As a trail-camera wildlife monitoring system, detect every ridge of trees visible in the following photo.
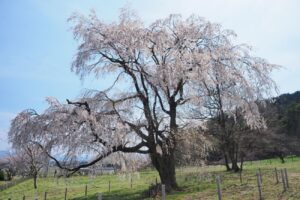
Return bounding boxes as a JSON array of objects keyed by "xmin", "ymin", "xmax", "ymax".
[{"xmin": 197, "ymin": 91, "xmax": 300, "ymax": 170}]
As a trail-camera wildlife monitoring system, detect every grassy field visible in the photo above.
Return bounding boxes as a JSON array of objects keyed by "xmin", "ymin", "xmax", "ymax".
[{"xmin": 1, "ymin": 157, "xmax": 300, "ymax": 199}]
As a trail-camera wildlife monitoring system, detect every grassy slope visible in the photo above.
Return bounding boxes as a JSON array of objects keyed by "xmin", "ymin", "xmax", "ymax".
[{"xmin": 0, "ymin": 157, "xmax": 300, "ymax": 200}]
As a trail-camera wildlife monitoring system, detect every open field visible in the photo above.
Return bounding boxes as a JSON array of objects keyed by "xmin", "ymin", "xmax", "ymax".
[{"xmin": 1, "ymin": 157, "xmax": 300, "ymax": 200}]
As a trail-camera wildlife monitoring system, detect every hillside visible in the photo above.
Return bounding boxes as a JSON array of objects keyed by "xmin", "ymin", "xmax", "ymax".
[{"xmin": 272, "ymin": 91, "xmax": 300, "ymax": 137}]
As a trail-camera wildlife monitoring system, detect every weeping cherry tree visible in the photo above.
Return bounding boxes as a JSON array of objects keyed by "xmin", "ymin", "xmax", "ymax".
[{"xmin": 9, "ymin": 8, "xmax": 279, "ymax": 191}]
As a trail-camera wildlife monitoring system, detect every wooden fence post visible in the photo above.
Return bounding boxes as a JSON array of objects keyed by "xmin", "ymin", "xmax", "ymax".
[
  {"xmin": 284, "ymin": 168, "xmax": 289, "ymax": 188},
  {"xmin": 281, "ymin": 169, "xmax": 286, "ymax": 192},
  {"xmin": 275, "ymin": 168, "xmax": 279, "ymax": 184},
  {"xmin": 34, "ymin": 189, "xmax": 38, "ymax": 200},
  {"xmin": 130, "ymin": 177, "xmax": 133, "ymax": 189},
  {"xmin": 85, "ymin": 184, "xmax": 87, "ymax": 196},
  {"xmin": 97, "ymin": 193, "xmax": 102, "ymax": 200},
  {"xmin": 44, "ymin": 191, "xmax": 47, "ymax": 200},
  {"xmin": 64, "ymin": 188, "xmax": 67, "ymax": 200},
  {"xmin": 258, "ymin": 168, "xmax": 262, "ymax": 183},
  {"xmin": 23, "ymin": 195, "xmax": 25, "ymax": 200},
  {"xmin": 109, "ymin": 180, "xmax": 111, "ymax": 192},
  {"xmin": 161, "ymin": 184, "xmax": 166, "ymax": 200},
  {"xmin": 256, "ymin": 172, "xmax": 263, "ymax": 200},
  {"xmin": 216, "ymin": 175, "xmax": 222, "ymax": 200}
]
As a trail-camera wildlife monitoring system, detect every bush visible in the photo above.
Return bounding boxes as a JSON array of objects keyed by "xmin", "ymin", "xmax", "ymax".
[
  {"xmin": 5, "ymin": 169, "xmax": 12, "ymax": 181},
  {"xmin": 0, "ymin": 170, "xmax": 5, "ymax": 181}
]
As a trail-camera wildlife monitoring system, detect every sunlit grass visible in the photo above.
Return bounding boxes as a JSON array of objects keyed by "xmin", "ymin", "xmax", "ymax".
[{"xmin": 1, "ymin": 157, "xmax": 300, "ymax": 199}]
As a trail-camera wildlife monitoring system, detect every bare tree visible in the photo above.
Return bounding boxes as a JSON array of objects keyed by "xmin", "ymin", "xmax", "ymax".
[
  {"xmin": 188, "ymin": 47, "xmax": 279, "ymax": 171},
  {"xmin": 8, "ymin": 143, "xmax": 47, "ymax": 189},
  {"xmin": 206, "ymin": 110, "xmax": 260, "ymax": 171},
  {"xmin": 9, "ymin": 8, "xmax": 278, "ymax": 190},
  {"xmin": 8, "ymin": 110, "xmax": 52, "ymax": 188}
]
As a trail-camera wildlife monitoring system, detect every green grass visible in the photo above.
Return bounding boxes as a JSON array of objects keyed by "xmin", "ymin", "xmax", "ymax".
[
  {"xmin": 0, "ymin": 171, "xmax": 159, "ymax": 200},
  {"xmin": 1, "ymin": 157, "xmax": 300, "ymax": 200},
  {"xmin": 0, "ymin": 181, "xmax": 9, "ymax": 186}
]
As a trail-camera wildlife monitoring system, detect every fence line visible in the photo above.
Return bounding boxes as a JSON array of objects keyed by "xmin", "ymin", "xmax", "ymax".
[
  {"xmin": 0, "ymin": 177, "xmax": 31, "ymax": 191},
  {"xmin": 0, "ymin": 168, "xmax": 294, "ymax": 199}
]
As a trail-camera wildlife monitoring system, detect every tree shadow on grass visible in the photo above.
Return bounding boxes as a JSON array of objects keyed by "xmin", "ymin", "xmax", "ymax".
[{"xmin": 70, "ymin": 188, "xmax": 149, "ymax": 200}]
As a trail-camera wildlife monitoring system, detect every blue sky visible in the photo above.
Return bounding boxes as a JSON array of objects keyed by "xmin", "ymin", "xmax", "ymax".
[{"xmin": 0, "ymin": 0, "xmax": 300, "ymax": 150}]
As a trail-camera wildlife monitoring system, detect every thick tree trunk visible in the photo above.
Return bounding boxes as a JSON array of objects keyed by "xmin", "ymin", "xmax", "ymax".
[
  {"xmin": 151, "ymin": 150, "xmax": 178, "ymax": 192},
  {"xmin": 151, "ymin": 98, "xmax": 178, "ymax": 191},
  {"xmin": 158, "ymin": 155, "xmax": 177, "ymax": 191}
]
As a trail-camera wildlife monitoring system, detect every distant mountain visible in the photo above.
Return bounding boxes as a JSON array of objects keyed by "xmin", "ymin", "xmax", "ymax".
[{"xmin": 0, "ymin": 150, "xmax": 9, "ymax": 159}]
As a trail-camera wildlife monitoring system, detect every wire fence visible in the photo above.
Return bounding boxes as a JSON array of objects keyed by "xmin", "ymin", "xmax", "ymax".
[
  {"xmin": 1, "ymin": 165, "xmax": 300, "ymax": 200},
  {"xmin": 0, "ymin": 172, "xmax": 150, "ymax": 200},
  {"xmin": 0, "ymin": 177, "xmax": 31, "ymax": 191},
  {"xmin": 172, "ymin": 164, "xmax": 299, "ymax": 200}
]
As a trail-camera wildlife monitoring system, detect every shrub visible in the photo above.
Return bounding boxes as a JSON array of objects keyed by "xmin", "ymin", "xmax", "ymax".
[{"xmin": 0, "ymin": 170, "xmax": 5, "ymax": 181}]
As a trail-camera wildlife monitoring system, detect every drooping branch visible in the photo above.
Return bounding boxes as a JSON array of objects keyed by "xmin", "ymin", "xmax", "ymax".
[
  {"xmin": 66, "ymin": 99, "xmax": 91, "ymax": 114},
  {"xmin": 36, "ymin": 141, "xmax": 148, "ymax": 176}
]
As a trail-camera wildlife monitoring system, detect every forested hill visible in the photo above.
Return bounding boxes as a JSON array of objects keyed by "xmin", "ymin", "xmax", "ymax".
[
  {"xmin": 272, "ymin": 91, "xmax": 300, "ymax": 137},
  {"xmin": 276, "ymin": 91, "xmax": 300, "ymax": 105}
]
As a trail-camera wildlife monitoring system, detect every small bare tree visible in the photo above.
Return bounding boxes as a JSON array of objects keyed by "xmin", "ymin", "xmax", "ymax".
[
  {"xmin": 206, "ymin": 110, "xmax": 260, "ymax": 171},
  {"xmin": 8, "ymin": 109, "xmax": 51, "ymax": 189},
  {"xmin": 9, "ymin": 143, "xmax": 48, "ymax": 189},
  {"xmin": 188, "ymin": 51, "xmax": 279, "ymax": 171}
]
